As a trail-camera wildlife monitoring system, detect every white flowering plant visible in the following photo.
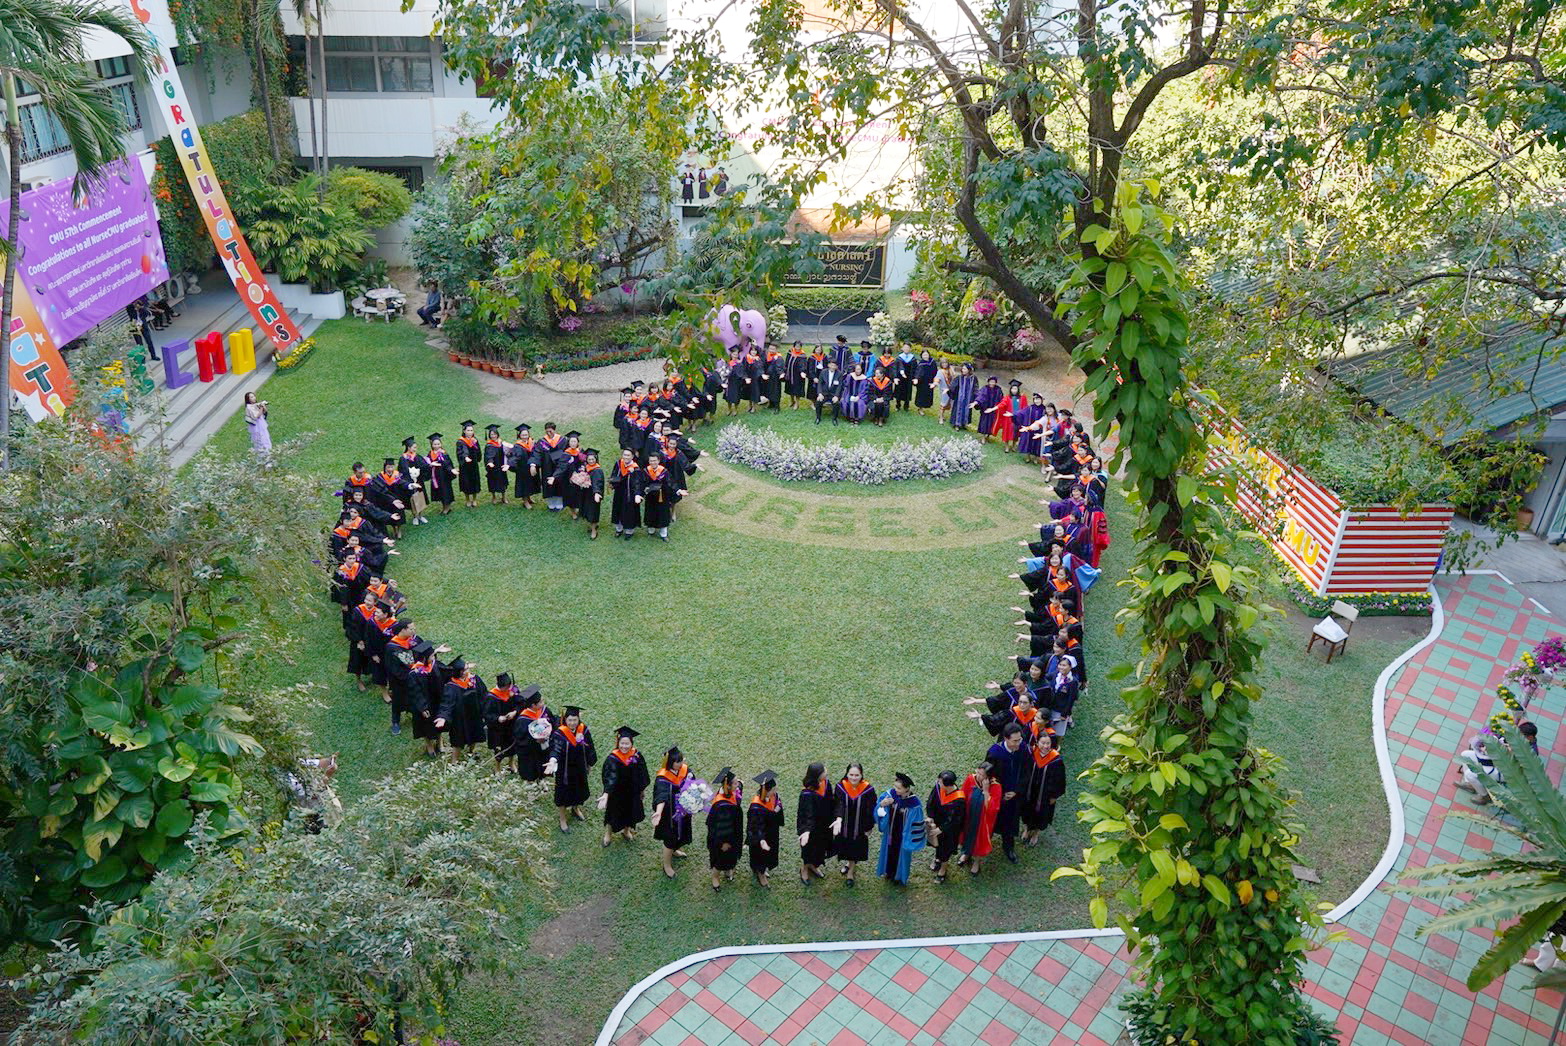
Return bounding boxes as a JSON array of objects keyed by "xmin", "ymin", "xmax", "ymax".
[
  {"xmin": 868, "ymin": 310, "xmax": 896, "ymax": 347},
  {"xmin": 716, "ymin": 423, "xmax": 985, "ymax": 485}
]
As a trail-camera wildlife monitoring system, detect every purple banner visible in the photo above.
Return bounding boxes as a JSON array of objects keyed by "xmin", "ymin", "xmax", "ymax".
[{"xmin": 0, "ymin": 158, "xmax": 169, "ymax": 346}]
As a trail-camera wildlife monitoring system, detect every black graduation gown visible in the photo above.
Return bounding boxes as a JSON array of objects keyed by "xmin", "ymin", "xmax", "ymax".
[
  {"xmin": 700, "ymin": 370, "xmax": 724, "ymax": 418},
  {"xmin": 914, "ymin": 360, "xmax": 938, "ymax": 408},
  {"xmin": 534, "ymin": 436, "xmax": 568, "ymax": 500},
  {"xmin": 1021, "ymin": 751, "xmax": 1067, "ymax": 830},
  {"xmin": 555, "ymin": 449, "xmax": 586, "ymax": 511},
  {"xmin": 409, "ymin": 662, "xmax": 441, "ymax": 740},
  {"xmin": 706, "ymin": 794, "xmax": 744, "ymax": 870},
  {"xmin": 761, "ymin": 353, "xmax": 785, "ymax": 406},
  {"xmin": 439, "ymin": 675, "xmax": 487, "ymax": 749},
  {"xmin": 868, "ymin": 377, "xmax": 893, "ymax": 420},
  {"xmin": 653, "ymin": 769, "xmax": 694, "ymax": 849},
  {"xmin": 893, "ymin": 355, "xmax": 917, "ymax": 405},
  {"xmin": 747, "ymin": 795, "xmax": 785, "ymax": 873},
  {"xmin": 601, "ymin": 750, "xmax": 651, "ymax": 831},
  {"xmin": 483, "ymin": 686, "xmax": 520, "ymax": 756},
  {"xmin": 455, "ymin": 437, "xmax": 482, "ymax": 495},
  {"xmin": 426, "ymin": 449, "xmax": 457, "ymax": 505},
  {"xmin": 384, "ymin": 637, "xmax": 419, "ymax": 719},
  {"xmin": 610, "ymin": 462, "xmax": 643, "ymax": 530},
  {"xmin": 641, "ymin": 466, "xmax": 673, "ymax": 528},
  {"xmin": 508, "ymin": 440, "xmax": 540, "ymax": 497},
  {"xmin": 796, "ymin": 785, "xmax": 835, "ymax": 867},
  {"xmin": 397, "ymin": 451, "xmax": 430, "ymax": 503},
  {"xmin": 723, "ymin": 362, "xmax": 746, "ymax": 405},
  {"xmin": 369, "ymin": 473, "xmax": 409, "ymax": 523},
  {"xmin": 926, "ymin": 786, "xmax": 967, "ymax": 862},
  {"xmin": 332, "ymin": 566, "xmax": 369, "ymax": 635},
  {"xmin": 550, "ymin": 725, "xmax": 597, "ymax": 807},
  {"xmin": 806, "ymin": 353, "xmax": 827, "ymax": 399},
  {"xmin": 575, "ymin": 463, "xmax": 606, "ymax": 523},
  {"xmin": 484, "ymin": 440, "xmax": 509, "ymax": 493},
  {"xmin": 784, "ymin": 352, "xmax": 811, "ymax": 397},
  {"xmin": 346, "ymin": 604, "xmax": 378, "ymax": 675},
  {"xmin": 368, "ymin": 620, "xmax": 399, "ymax": 686},
  {"xmin": 514, "ymin": 707, "xmax": 556, "ymax": 779},
  {"xmin": 833, "ymin": 782, "xmax": 877, "ymax": 862}
]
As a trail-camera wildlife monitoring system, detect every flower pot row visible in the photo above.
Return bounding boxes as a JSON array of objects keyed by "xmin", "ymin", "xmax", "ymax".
[{"xmin": 446, "ymin": 352, "xmax": 528, "ymax": 380}]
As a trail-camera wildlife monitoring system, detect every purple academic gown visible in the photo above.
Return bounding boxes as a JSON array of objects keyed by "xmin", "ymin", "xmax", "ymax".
[
  {"xmin": 949, "ymin": 374, "xmax": 977, "ymax": 428},
  {"xmin": 1015, "ymin": 404, "xmax": 1044, "ymax": 456},
  {"xmin": 840, "ymin": 374, "xmax": 869, "ymax": 420},
  {"xmin": 975, "ymin": 385, "xmax": 1004, "ymax": 435}
]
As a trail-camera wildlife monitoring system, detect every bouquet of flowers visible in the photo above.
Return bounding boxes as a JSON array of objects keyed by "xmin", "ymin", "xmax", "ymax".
[
  {"xmin": 1535, "ymin": 637, "xmax": 1566, "ymax": 675},
  {"xmin": 676, "ymin": 777, "xmax": 714, "ymax": 818},
  {"xmin": 527, "ymin": 717, "xmax": 553, "ymax": 741}
]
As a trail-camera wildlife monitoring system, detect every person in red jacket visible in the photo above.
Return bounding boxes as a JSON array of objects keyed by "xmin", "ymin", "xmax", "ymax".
[{"xmin": 958, "ymin": 761, "xmax": 1002, "ymax": 876}]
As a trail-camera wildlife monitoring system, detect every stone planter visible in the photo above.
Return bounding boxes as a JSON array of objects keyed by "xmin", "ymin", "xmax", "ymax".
[
  {"xmin": 985, "ymin": 355, "xmax": 1043, "ymax": 371},
  {"xmin": 273, "ymin": 280, "xmax": 346, "ymax": 320}
]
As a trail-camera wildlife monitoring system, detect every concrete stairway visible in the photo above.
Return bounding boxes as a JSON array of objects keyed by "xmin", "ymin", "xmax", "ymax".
[{"xmin": 128, "ymin": 290, "xmax": 320, "ymax": 468}]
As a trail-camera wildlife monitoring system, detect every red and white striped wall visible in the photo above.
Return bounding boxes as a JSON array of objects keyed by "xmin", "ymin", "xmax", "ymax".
[{"xmin": 1203, "ymin": 412, "xmax": 1452, "ymax": 596}]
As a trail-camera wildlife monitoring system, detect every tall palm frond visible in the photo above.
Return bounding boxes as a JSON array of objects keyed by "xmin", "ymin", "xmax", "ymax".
[{"xmin": 1399, "ymin": 723, "xmax": 1566, "ymax": 991}]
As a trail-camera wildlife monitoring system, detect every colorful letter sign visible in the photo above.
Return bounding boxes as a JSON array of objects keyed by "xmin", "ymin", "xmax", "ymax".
[{"xmin": 127, "ymin": 0, "xmax": 303, "ymax": 352}]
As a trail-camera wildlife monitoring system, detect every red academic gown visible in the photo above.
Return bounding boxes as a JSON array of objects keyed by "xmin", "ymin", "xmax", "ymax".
[
  {"xmin": 959, "ymin": 775, "xmax": 1001, "ymax": 858},
  {"xmin": 995, "ymin": 396, "xmax": 1021, "ymax": 442}
]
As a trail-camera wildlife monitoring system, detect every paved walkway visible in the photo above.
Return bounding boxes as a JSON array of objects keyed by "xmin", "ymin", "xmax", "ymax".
[{"xmin": 603, "ymin": 574, "xmax": 1562, "ymax": 1045}]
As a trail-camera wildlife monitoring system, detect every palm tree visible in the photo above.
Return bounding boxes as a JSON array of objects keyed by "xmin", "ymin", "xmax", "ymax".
[
  {"xmin": 1398, "ymin": 722, "xmax": 1566, "ymax": 1036},
  {"xmin": 0, "ymin": 0, "xmax": 155, "ymax": 469}
]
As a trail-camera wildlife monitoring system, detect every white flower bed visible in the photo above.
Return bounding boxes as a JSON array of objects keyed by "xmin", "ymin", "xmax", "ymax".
[{"xmin": 716, "ymin": 423, "xmax": 986, "ymax": 485}]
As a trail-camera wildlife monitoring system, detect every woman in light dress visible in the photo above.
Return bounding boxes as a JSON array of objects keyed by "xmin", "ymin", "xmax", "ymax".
[{"xmin": 244, "ymin": 391, "xmax": 272, "ymax": 455}]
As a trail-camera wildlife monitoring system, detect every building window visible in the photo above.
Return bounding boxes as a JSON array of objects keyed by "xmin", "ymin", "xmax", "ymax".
[
  {"xmin": 360, "ymin": 164, "xmax": 425, "ymax": 191},
  {"xmin": 108, "ymin": 82, "xmax": 142, "ymax": 130},
  {"xmin": 95, "ymin": 55, "xmax": 132, "ymax": 79},
  {"xmin": 18, "ymin": 102, "xmax": 72, "ymax": 161},
  {"xmin": 324, "ymin": 36, "xmax": 433, "ymax": 93}
]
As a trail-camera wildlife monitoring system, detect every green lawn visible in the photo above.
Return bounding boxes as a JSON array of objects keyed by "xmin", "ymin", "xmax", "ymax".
[{"xmin": 204, "ymin": 319, "xmax": 1393, "ymax": 1045}]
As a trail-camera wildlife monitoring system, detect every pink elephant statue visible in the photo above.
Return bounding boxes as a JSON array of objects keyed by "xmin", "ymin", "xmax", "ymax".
[{"xmin": 705, "ymin": 303, "xmax": 768, "ymax": 354}]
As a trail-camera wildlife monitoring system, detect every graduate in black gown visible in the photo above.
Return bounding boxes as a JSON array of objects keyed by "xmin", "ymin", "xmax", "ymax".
[
  {"xmin": 722, "ymin": 352, "xmax": 745, "ymax": 414},
  {"xmin": 867, "ymin": 370, "xmax": 893, "ymax": 426},
  {"xmin": 408, "ymin": 648, "xmax": 442, "ymax": 758},
  {"xmin": 610, "ymin": 448, "xmax": 643, "ymax": 539},
  {"xmin": 534, "ymin": 423, "xmax": 567, "ymax": 511},
  {"xmin": 455, "ymin": 420, "xmax": 482, "ymax": 508},
  {"xmin": 652, "ymin": 747, "xmax": 693, "ymax": 878},
  {"xmin": 573, "ymin": 448, "xmax": 606, "ymax": 539},
  {"xmin": 784, "ymin": 342, "xmax": 811, "ymax": 408},
  {"xmin": 796, "ymin": 762, "xmax": 834, "ymax": 884},
  {"xmin": 435, "ymin": 657, "xmax": 486, "ymax": 761},
  {"xmin": 893, "ymin": 347, "xmax": 918, "ymax": 411},
  {"xmin": 383, "ymin": 620, "xmax": 421, "ymax": 735},
  {"xmin": 346, "ymin": 590, "xmax": 378, "ymax": 691},
  {"xmin": 549, "ymin": 705, "xmax": 597, "ymax": 832},
  {"xmin": 425, "ymin": 434, "xmax": 457, "ymax": 515},
  {"xmin": 925, "ymin": 771, "xmax": 967, "ymax": 883},
  {"xmin": 507, "ymin": 424, "xmax": 540, "ymax": 507},
  {"xmin": 600, "ymin": 725, "xmax": 650, "ymax": 846},
  {"xmin": 483, "ymin": 672, "xmax": 522, "ymax": 773},
  {"xmin": 1020, "ymin": 731, "xmax": 1067, "ymax": 844},
  {"xmin": 761, "ymin": 346, "xmax": 785, "ymax": 410},
  {"xmin": 832, "ymin": 762, "xmax": 876, "ymax": 887},
  {"xmin": 700, "ymin": 366, "xmax": 725, "ymax": 426},
  {"xmin": 746, "ymin": 770, "xmax": 786, "ymax": 887},
  {"xmin": 706, "ymin": 767, "xmax": 744, "ymax": 890},
  {"xmin": 369, "ymin": 458, "xmax": 412, "ymax": 536},
  {"xmin": 396, "ymin": 437, "xmax": 431, "ymax": 524},
  {"xmin": 513, "ymin": 685, "xmax": 554, "ymax": 780},
  {"xmin": 483, "ymin": 424, "xmax": 510, "ymax": 503},
  {"xmin": 641, "ymin": 452, "xmax": 684, "ymax": 541}
]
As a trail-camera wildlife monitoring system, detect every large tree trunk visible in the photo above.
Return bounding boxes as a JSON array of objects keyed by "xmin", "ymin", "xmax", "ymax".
[
  {"xmin": 253, "ymin": 13, "xmax": 281, "ymax": 167},
  {"xmin": 1, "ymin": 74, "xmax": 23, "ymax": 471},
  {"xmin": 315, "ymin": 0, "xmax": 328, "ymax": 199}
]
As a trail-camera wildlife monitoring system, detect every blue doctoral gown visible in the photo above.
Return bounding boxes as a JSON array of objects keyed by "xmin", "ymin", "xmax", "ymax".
[
  {"xmin": 874, "ymin": 789, "xmax": 926, "ymax": 884},
  {"xmin": 949, "ymin": 374, "xmax": 978, "ymax": 428}
]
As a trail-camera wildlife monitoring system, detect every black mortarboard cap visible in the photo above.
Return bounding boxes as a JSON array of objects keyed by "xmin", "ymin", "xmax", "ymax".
[
  {"xmin": 449, "ymin": 657, "xmax": 467, "ymax": 673},
  {"xmin": 461, "ymin": 419, "xmax": 476, "ymax": 428},
  {"xmin": 518, "ymin": 683, "xmax": 541, "ymax": 701},
  {"xmin": 563, "ymin": 705, "xmax": 582, "ymax": 717},
  {"xmin": 413, "ymin": 639, "xmax": 434, "ymax": 658},
  {"xmin": 402, "ymin": 436, "xmax": 416, "ymax": 448},
  {"xmin": 565, "ymin": 430, "xmax": 582, "ymax": 440},
  {"xmin": 428, "ymin": 432, "xmax": 443, "ymax": 441},
  {"xmin": 516, "ymin": 422, "xmax": 531, "ymax": 432},
  {"xmin": 616, "ymin": 725, "xmax": 639, "ymax": 739},
  {"xmin": 485, "ymin": 423, "xmax": 500, "ymax": 434},
  {"xmin": 894, "ymin": 772, "xmax": 915, "ymax": 788},
  {"xmin": 632, "ymin": 380, "xmax": 646, "ymax": 388},
  {"xmin": 621, "ymin": 387, "xmax": 634, "ymax": 394},
  {"xmin": 752, "ymin": 769, "xmax": 777, "ymax": 787},
  {"xmin": 1009, "ymin": 379, "xmax": 1021, "ymax": 387},
  {"xmin": 585, "ymin": 448, "xmax": 601, "ymax": 457},
  {"xmin": 716, "ymin": 766, "xmax": 734, "ymax": 782}
]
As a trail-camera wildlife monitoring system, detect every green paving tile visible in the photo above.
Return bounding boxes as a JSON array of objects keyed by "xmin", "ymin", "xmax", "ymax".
[
  {"xmin": 898, "ymin": 995, "xmax": 939, "ymax": 1027},
  {"xmin": 1486, "ymin": 1014, "xmax": 1530, "ymax": 1045},
  {"xmin": 912, "ymin": 1033, "xmax": 938, "ymax": 1046},
  {"xmin": 845, "ymin": 1007, "xmax": 884, "ymax": 1040},
  {"xmin": 1088, "ymin": 1012, "xmax": 1128, "ymax": 1041},
  {"xmin": 768, "ymin": 983, "xmax": 807, "ymax": 1015},
  {"xmin": 992, "ymin": 1003, "xmax": 1031, "ymax": 1032},
  {"xmin": 1430, "ymin": 1002, "xmax": 1473, "ymax": 1041},
  {"xmin": 749, "ymin": 999, "xmax": 787, "ymax": 1033},
  {"xmin": 709, "ymin": 971, "xmax": 747, "ymax": 1002},
  {"xmin": 725, "ymin": 986, "xmax": 765, "ymax": 1020},
  {"xmin": 927, "ymin": 961, "xmax": 967, "ymax": 991},
  {"xmin": 645, "ymin": 1019, "xmax": 693, "ymax": 1046},
  {"xmin": 797, "ymin": 1014, "xmax": 843, "ymax": 1046},
  {"xmin": 868, "ymin": 1027, "xmax": 908, "ymax": 1046},
  {"xmin": 907, "ymin": 950, "xmax": 946, "ymax": 976},
  {"xmin": 624, "ymin": 996, "xmax": 659, "ymax": 1025},
  {"xmin": 855, "ymin": 970, "xmax": 889, "ymax": 997},
  {"xmin": 1365, "ymin": 989, "xmax": 1405, "ymax": 1024},
  {"xmin": 868, "ymin": 951, "xmax": 907, "ymax": 977}
]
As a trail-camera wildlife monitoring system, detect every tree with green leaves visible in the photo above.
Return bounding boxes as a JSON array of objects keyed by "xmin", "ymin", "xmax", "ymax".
[
  {"xmin": 165, "ymin": 0, "xmax": 296, "ymax": 164},
  {"xmin": 15, "ymin": 761, "xmax": 555, "ymax": 1044},
  {"xmin": 0, "ymin": 0, "xmax": 155, "ymax": 470},
  {"xmin": 0, "ymin": 339, "xmax": 324, "ymax": 943}
]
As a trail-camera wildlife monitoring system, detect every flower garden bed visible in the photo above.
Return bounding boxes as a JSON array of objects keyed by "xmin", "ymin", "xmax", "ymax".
[
  {"xmin": 274, "ymin": 337, "xmax": 317, "ymax": 371},
  {"xmin": 716, "ymin": 423, "xmax": 985, "ymax": 485},
  {"xmin": 1283, "ymin": 576, "xmax": 1434, "ymax": 617}
]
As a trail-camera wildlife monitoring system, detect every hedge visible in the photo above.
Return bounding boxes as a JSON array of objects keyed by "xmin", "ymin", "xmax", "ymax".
[
  {"xmin": 777, "ymin": 287, "xmax": 888, "ymax": 312},
  {"xmin": 533, "ymin": 345, "xmax": 658, "ymax": 373},
  {"xmin": 1283, "ymin": 576, "xmax": 1433, "ymax": 617}
]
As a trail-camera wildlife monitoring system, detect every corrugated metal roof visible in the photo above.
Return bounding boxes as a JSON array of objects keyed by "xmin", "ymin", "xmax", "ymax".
[{"xmin": 1330, "ymin": 323, "xmax": 1566, "ymax": 443}]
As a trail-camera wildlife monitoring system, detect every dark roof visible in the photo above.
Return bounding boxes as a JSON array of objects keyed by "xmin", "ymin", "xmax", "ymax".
[{"xmin": 1330, "ymin": 323, "xmax": 1566, "ymax": 444}]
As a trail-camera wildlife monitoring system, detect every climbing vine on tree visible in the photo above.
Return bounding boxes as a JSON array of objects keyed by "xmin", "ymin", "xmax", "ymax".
[{"xmin": 1053, "ymin": 181, "xmax": 1327, "ymax": 1042}]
